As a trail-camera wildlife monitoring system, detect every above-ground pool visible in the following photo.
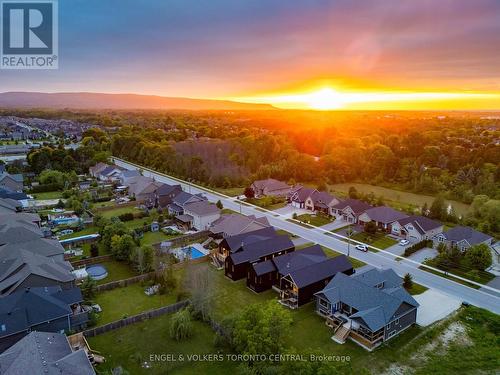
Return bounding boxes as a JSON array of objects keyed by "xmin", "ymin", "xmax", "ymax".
[
  {"xmin": 182, "ymin": 246, "xmax": 205, "ymax": 259},
  {"xmin": 86, "ymin": 264, "xmax": 108, "ymax": 280}
]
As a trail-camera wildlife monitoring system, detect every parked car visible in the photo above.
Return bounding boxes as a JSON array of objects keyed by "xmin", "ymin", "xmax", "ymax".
[
  {"xmin": 355, "ymin": 244, "xmax": 368, "ymax": 252},
  {"xmin": 399, "ymin": 239, "xmax": 410, "ymax": 246}
]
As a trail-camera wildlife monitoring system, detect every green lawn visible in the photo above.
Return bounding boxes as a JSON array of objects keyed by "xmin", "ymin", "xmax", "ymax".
[
  {"xmin": 406, "ymin": 283, "xmax": 428, "ymax": 295},
  {"xmin": 92, "ymin": 283, "xmax": 178, "ymax": 325},
  {"xmin": 330, "ymin": 183, "xmax": 471, "ymax": 217},
  {"xmin": 421, "ymin": 259, "xmax": 495, "ymax": 288},
  {"xmin": 350, "ymin": 231, "xmax": 398, "ymax": 251},
  {"xmin": 246, "ymin": 197, "xmax": 287, "ymax": 210},
  {"xmin": 320, "ymin": 246, "xmax": 367, "ymax": 269},
  {"xmin": 213, "ymin": 186, "xmax": 244, "ymax": 197},
  {"xmin": 295, "ymin": 213, "xmax": 332, "ymax": 227},
  {"xmin": 87, "ymin": 313, "xmax": 238, "ymax": 375},
  {"xmin": 93, "ymin": 200, "xmax": 116, "ymax": 209},
  {"xmin": 95, "ymin": 260, "xmax": 137, "ymax": 286},
  {"xmin": 141, "ymin": 231, "xmax": 179, "ymax": 246},
  {"xmin": 32, "ymin": 190, "xmax": 63, "ymax": 200},
  {"xmin": 98, "ymin": 206, "xmax": 143, "ymax": 219}
]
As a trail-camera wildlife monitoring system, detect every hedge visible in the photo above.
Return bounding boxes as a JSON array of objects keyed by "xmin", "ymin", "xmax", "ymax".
[{"xmin": 404, "ymin": 239, "xmax": 433, "ymax": 257}]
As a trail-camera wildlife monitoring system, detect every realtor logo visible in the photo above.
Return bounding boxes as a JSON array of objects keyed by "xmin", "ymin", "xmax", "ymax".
[{"xmin": 1, "ymin": 0, "xmax": 58, "ymax": 69}]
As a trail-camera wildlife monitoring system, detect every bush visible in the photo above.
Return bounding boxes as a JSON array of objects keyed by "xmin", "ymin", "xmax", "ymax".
[
  {"xmin": 364, "ymin": 221, "xmax": 377, "ymax": 234},
  {"xmin": 118, "ymin": 212, "xmax": 134, "ymax": 222},
  {"xmin": 169, "ymin": 309, "xmax": 193, "ymax": 341}
]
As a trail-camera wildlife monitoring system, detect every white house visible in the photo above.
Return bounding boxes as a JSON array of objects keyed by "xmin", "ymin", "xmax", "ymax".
[
  {"xmin": 183, "ymin": 201, "xmax": 221, "ymax": 231},
  {"xmin": 391, "ymin": 215, "xmax": 443, "ymax": 242}
]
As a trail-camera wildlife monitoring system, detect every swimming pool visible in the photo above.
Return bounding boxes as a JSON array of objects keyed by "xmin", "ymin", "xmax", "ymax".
[
  {"xmin": 182, "ymin": 247, "xmax": 205, "ymax": 259},
  {"xmin": 86, "ymin": 264, "xmax": 108, "ymax": 280}
]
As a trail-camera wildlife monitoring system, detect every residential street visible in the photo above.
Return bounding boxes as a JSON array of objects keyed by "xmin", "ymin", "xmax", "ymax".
[{"xmin": 114, "ymin": 158, "xmax": 500, "ymax": 314}]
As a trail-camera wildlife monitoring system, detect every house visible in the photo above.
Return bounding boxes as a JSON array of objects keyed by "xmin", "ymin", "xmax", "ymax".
[
  {"xmin": 97, "ymin": 165, "xmax": 123, "ymax": 182},
  {"xmin": 225, "ymin": 235, "xmax": 294, "ymax": 281},
  {"xmin": 332, "ymin": 199, "xmax": 373, "ymax": 224},
  {"xmin": 289, "ymin": 187, "xmax": 316, "ymax": 209},
  {"xmin": 433, "ymin": 226, "xmax": 493, "ymax": 252},
  {"xmin": 0, "ymin": 249, "xmax": 75, "ymax": 297},
  {"xmin": 210, "ymin": 214, "xmax": 270, "ymax": 238},
  {"xmin": 0, "ymin": 186, "xmax": 29, "ymax": 201},
  {"xmin": 358, "ymin": 206, "xmax": 408, "ymax": 232},
  {"xmin": 216, "ymin": 226, "xmax": 277, "ymax": 263},
  {"xmin": 0, "ymin": 331, "xmax": 95, "ymax": 373},
  {"xmin": 250, "ymin": 179, "xmax": 291, "ymax": 198},
  {"xmin": 127, "ymin": 176, "xmax": 162, "ymax": 203},
  {"xmin": 305, "ymin": 190, "xmax": 342, "ymax": 216},
  {"xmin": 0, "ymin": 286, "xmax": 89, "ymax": 352},
  {"xmin": 89, "ymin": 162, "xmax": 108, "ymax": 178},
  {"xmin": 0, "ymin": 198, "xmax": 21, "ymax": 213},
  {"xmin": 247, "ymin": 244, "xmax": 328, "ymax": 293},
  {"xmin": 155, "ymin": 183, "xmax": 183, "ymax": 208},
  {"xmin": 278, "ymin": 253, "xmax": 354, "ymax": 309},
  {"xmin": 0, "ymin": 172, "xmax": 23, "ymax": 192},
  {"xmin": 391, "ymin": 215, "xmax": 443, "ymax": 241},
  {"xmin": 167, "ymin": 191, "xmax": 205, "ymax": 215},
  {"xmin": 182, "ymin": 200, "xmax": 221, "ymax": 231},
  {"xmin": 119, "ymin": 169, "xmax": 141, "ymax": 185},
  {"xmin": 315, "ymin": 267, "xmax": 419, "ymax": 350},
  {"xmin": 0, "ymin": 238, "xmax": 65, "ymax": 261}
]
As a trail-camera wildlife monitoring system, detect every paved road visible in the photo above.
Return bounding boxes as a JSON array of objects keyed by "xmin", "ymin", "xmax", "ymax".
[{"xmin": 114, "ymin": 158, "xmax": 500, "ymax": 314}]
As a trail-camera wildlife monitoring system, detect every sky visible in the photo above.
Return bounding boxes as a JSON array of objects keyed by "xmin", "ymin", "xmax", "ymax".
[{"xmin": 1, "ymin": 0, "xmax": 500, "ymax": 109}]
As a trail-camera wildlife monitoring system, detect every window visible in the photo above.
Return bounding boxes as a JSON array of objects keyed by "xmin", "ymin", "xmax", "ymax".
[
  {"xmin": 395, "ymin": 318, "xmax": 399, "ymax": 325},
  {"xmin": 0, "ymin": 324, "xmax": 5, "ymax": 332},
  {"xmin": 386, "ymin": 323, "xmax": 391, "ymax": 329},
  {"xmin": 388, "ymin": 330, "xmax": 397, "ymax": 338}
]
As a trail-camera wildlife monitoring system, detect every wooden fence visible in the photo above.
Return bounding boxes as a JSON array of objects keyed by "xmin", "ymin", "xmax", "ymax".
[
  {"xmin": 153, "ymin": 230, "xmax": 211, "ymax": 250},
  {"xmin": 71, "ymin": 254, "xmax": 113, "ymax": 268},
  {"xmin": 96, "ymin": 271, "xmax": 155, "ymax": 292},
  {"xmin": 83, "ymin": 300, "xmax": 189, "ymax": 337}
]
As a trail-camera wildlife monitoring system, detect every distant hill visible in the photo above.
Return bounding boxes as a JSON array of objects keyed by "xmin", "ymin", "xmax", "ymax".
[{"xmin": 0, "ymin": 92, "xmax": 275, "ymax": 110}]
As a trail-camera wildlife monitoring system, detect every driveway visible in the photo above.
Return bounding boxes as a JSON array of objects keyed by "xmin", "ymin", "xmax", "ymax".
[
  {"xmin": 408, "ymin": 248, "xmax": 438, "ymax": 263},
  {"xmin": 273, "ymin": 205, "xmax": 309, "ymax": 218},
  {"xmin": 414, "ymin": 289, "xmax": 462, "ymax": 326},
  {"xmin": 480, "ymin": 277, "xmax": 500, "ymax": 298},
  {"xmin": 385, "ymin": 242, "xmax": 406, "ymax": 256},
  {"xmin": 318, "ymin": 219, "xmax": 350, "ymax": 232}
]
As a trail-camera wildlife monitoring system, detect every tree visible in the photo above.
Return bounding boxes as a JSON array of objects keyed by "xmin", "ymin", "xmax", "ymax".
[
  {"xmin": 465, "ymin": 243, "xmax": 492, "ymax": 271},
  {"xmin": 169, "ymin": 309, "xmax": 193, "ymax": 341},
  {"xmin": 232, "ymin": 301, "xmax": 292, "ymax": 356},
  {"xmin": 348, "ymin": 186, "xmax": 358, "ymax": 199},
  {"xmin": 90, "ymin": 243, "xmax": 99, "ymax": 258},
  {"xmin": 110, "ymin": 234, "xmax": 135, "ymax": 261},
  {"xmin": 183, "ymin": 264, "xmax": 214, "ymax": 321},
  {"xmin": 80, "ymin": 276, "xmax": 97, "ymax": 300},
  {"xmin": 364, "ymin": 221, "xmax": 377, "ymax": 234},
  {"xmin": 429, "ymin": 195, "xmax": 446, "ymax": 220},
  {"xmin": 130, "ymin": 246, "xmax": 154, "ymax": 274},
  {"xmin": 403, "ymin": 273, "xmax": 413, "ymax": 289},
  {"xmin": 316, "ymin": 180, "xmax": 327, "ymax": 192},
  {"xmin": 216, "ymin": 200, "xmax": 223, "ymax": 209},
  {"xmin": 243, "ymin": 187, "xmax": 255, "ymax": 199}
]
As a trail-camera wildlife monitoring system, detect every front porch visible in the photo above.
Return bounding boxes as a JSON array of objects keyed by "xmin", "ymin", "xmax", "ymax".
[{"xmin": 317, "ymin": 308, "xmax": 384, "ymax": 351}]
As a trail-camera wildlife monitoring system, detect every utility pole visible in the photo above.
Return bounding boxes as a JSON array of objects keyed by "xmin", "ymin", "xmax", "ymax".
[{"xmin": 347, "ymin": 223, "xmax": 352, "ymax": 257}]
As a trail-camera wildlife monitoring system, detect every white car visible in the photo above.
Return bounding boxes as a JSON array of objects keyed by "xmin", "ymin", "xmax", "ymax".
[
  {"xmin": 355, "ymin": 244, "xmax": 368, "ymax": 252},
  {"xmin": 399, "ymin": 239, "xmax": 410, "ymax": 246}
]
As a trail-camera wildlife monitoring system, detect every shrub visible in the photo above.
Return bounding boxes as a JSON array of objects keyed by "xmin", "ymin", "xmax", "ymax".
[
  {"xmin": 169, "ymin": 309, "xmax": 193, "ymax": 341},
  {"xmin": 118, "ymin": 212, "xmax": 134, "ymax": 222}
]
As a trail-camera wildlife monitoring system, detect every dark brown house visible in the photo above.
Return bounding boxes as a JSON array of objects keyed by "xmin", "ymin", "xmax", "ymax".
[
  {"xmin": 225, "ymin": 235, "xmax": 294, "ymax": 281},
  {"xmin": 247, "ymin": 244, "xmax": 327, "ymax": 293},
  {"xmin": 217, "ymin": 227, "xmax": 277, "ymax": 263},
  {"xmin": 279, "ymin": 254, "xmax": 353, "ymax": 309}
]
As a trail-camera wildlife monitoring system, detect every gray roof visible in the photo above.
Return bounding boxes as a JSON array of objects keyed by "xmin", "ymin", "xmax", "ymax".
[
  {"xmin": 286, "ymin": 255, "xmax": 353, "ymax": 288},
  {"xmin": 273, "ymin": 244, "xmax": 327, "ymax": 274},
  {"xmin": 210, "ymin": 214, "xmax": 270, "ymax": 237},
  {"xmin": 156, "ymin": 183, "xmax": 182, "ymax": 196},
  {"xmin": 0, "ymin": 238, "xmax": 65, "ymax": 258},
  {"xmin": 0, "ymin": 198, "xmax": 20, "ymax": 212},
  {"xmin": 0, "ymin": 173, "xmax": 22, "ymax": 183},
  {"xmin": 223, "ymin": 227, "xmax": 278, "ymax": 252},
  {"xmin": 0, "ymin": 331, "xmax": 95, "ymax": 374},
  {"xmin": 333, "ymin": 198, "xmax": 373, "ymax": 214},
  {"xmin": 0, "ymin": 187, "xmax": 28, "ymax": 200},
  {"xmin": 252, "ymin": 179, "xmax": 290, "ymax": 192},
  {"xmin": 0, "ymin": 286, "xmax": 82, "ymax": 337},
  {"xmin": 310, "ymin": 191, "xmax": 339, "ymax": 207},
  {"xmin": 317, "ymin": 268, "xmax": 418, "ymax": 331},
  {"xmin": 363, "ymin": 206, "xmax": 408, "ymax": 224},
  {"xmin": 120, "ymin": 169, "xmax": 141, "ymax": 178},
  {"xmin": 441, "ymin": 226, "xmax": 492, "ymax": 245},
  {"xmin": 397, "ymin": 215, "xmax": 441, "ymax": 234},
  {"xmin": 0, "ymin": 249, "xmax": 74, "ymax": 296},
  {"xmin": 173, "ymin": 191, "xmax": 204, "ymax": 206},
  {"xmin": 0, "ymin": 220, "xmax": 42, "ymax": 245},
  {"xmin": 184, "ymin": 200, "xmax": 220, "ymax": 216},
  {"xmin": 252, "ymin": 259, "xmax": 277, "ymax": 276},
  {"xmin": 292, "ymin": 187, "xmax": 316, "ymax": 203},
  {"xmin": 230, "ymin": 235, "xmax": 294, "ymax": 265}
]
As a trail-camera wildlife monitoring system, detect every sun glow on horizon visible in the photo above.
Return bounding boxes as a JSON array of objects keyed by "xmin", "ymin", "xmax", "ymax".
[{"xmin": 228, "ymin": 87, "xmax": 500, "ymax": 110}]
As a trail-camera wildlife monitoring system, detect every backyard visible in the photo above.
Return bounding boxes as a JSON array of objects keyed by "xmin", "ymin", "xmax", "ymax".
[
  {"xmin": 92, "ymin": 283, "xmax": 178, "ymax": 325},
  {"xmin": 32, "ymin": 190, "xmax": 63, "ymax": 200},
  {"xmin": 94, "ymin": 260, "xmax": 137, "ymax": 285},
  {"xmin": 330, "ymin": 183, "xmax": 471, "ymax": 217}
]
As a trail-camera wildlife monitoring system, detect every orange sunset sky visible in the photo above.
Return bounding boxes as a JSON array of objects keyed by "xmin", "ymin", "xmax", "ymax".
[{"xmin": 1, "ymin": 0, "xmax": 499, "ymax": 110}]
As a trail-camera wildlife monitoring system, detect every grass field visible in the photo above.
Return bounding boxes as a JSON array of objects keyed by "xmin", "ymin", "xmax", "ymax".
[
  {"xmin": 94, "ymin": 260, "xmax": 137, "ymax": 286},
  {"xmin": 92, "ymin": 283, "xmax": 178, "ymax": 325},
  {"xmin": 212, "ymin": 186, "xmax": 244, "ymax": 197},
  {"xmin": 330, "ymin": 183, "xmax": 471, "ymax": 216},
  {"xmin": 98, "ymin": 206, "xmax": 143, "ymax": 219},
  {"xmin": 350, "ymin": 231, "xmax": 398, "ymax": 250},
  {"xmin": 58, "ymin": 226, "xmax": 99, "ymax": 240},
  {"xmin": 32, "ymin": 190, "xmax": 63, "ymax": 200},
  {"xmin": 141, "ymin": 231, "xmax": 179, "ymax": 246},
  {"xmin": 296, "ymin": 213, "xmax": 332, "ymax": 227},
  {"xmin": 88, "ymin": 313, "xmax": 238, "ymax": 375}
]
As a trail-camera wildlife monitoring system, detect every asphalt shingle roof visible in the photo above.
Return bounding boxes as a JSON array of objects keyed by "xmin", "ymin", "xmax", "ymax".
[
  {"xmin": 286, "ymin": 255, "xmax": 352, "ymax": 288},
  {"xmin": 223, "ymin": 227, "xmax": 278, "ymax": 252},
  {"xmin": 333, "ymin": 198, "xmax": 373, "ymax": 214},
  {"xmin": 0, "ymin": 331, "xmax": 95, "ymax": 375},
  {"xmin": 363, "ymin": 206, "xmax": 408, "ymax": 224},
  {"xmin": 230, "ymin": 235, "xmax": 294, "ymax": 265},
  {"xmin": 442, "ymin": 225, "xmax": 492, "ymax": 245},
  {"xmin": 396, "ymin": 215, "xmax": 441, "ymax": 234}
]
